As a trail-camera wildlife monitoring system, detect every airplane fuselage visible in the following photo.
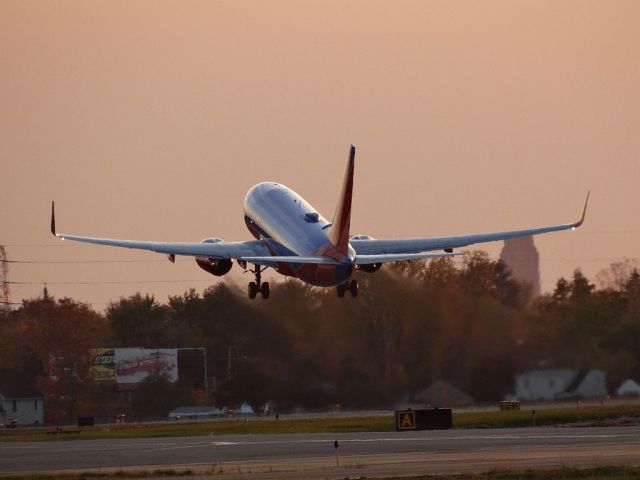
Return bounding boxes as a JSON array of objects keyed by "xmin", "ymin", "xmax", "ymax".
[{"xmin": 243, "ymin": 182, "xmax": 355, "ymax": 286}]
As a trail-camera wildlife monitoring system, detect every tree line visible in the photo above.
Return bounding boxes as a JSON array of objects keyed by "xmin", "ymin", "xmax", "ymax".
[{"xmin": 1, "ymin": 252, "xmax": 639, "ymax": 421}]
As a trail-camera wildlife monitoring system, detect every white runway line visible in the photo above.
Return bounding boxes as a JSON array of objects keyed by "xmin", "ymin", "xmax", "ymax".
[{"xmin": 129, "ymin": 432, "xmax": 639, "ymax": 452}]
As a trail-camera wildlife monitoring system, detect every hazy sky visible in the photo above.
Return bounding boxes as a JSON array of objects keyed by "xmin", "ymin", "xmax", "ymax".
[{"xmin": 2, "ymin": 1, "xmax": 639, "ymax": 309}]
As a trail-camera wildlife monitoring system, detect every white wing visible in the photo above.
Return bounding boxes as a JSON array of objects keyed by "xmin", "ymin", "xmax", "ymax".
[
  {"xmin": 50, "ymin": 203, "xmax": 271, "ymax": 260},
  {"xmin": 351, "ymin": 192, "xmax": 590, "ymax": 258}
]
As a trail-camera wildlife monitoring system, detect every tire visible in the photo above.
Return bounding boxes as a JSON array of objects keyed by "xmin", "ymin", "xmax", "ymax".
[
  {"xmin": 337, "ymin": 284, "xmax": 345, "ymax": 298},
  {"xmin": 248, "ymin": 282, "xmax": 258, "ymax": 299},
  {"xmin": 350, "ymin": 279, "xmax": 358, "ymax": 297},
  {"xmin": 260, "ymin": 282, "xmax": 270, "ymax": 299}
]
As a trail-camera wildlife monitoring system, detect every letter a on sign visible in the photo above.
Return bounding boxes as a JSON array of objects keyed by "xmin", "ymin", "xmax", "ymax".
[
  {"xmin": 397, "ymin": 410, "xmax": 416, "ymax": 430},
  {"xmin": 402, "ymin": 413, "xmax": 413, "ymax": 427}
]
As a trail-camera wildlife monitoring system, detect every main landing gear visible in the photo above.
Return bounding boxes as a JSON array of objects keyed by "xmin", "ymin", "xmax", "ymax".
[
  {"xmin": 337, "ymin": 279, "xmax": 358, "ymax": 298},
  {"xmin": 248, "ymin": 264, "xmax": 270, "ymax": 300}
]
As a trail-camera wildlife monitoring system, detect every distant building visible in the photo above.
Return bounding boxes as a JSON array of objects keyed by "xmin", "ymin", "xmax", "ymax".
[
  {"xmin": 616, "ymin": 379, "xmax": 640, "ymax": 397},
  {"xmin": 0, "ymin": 369, "xmax": 44, "ymax": 426},
  {"xmin": 413, "ymin": 380, "xmax": 474, "ymax": 407},
  {"xmin": 500, "ymin": 236, "xmax": 541, "ymax": 297},
  {"xmin": 168, "ymin": 405, "xmax": 225, "ymax": 420},
  {"xmin": 513, "ymin": 369, "xmax": 607, "ymax": 401}
]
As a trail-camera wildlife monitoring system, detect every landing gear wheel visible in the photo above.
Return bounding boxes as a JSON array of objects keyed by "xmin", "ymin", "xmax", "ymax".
[
  {"xmin": 260, "ymin": 282, "xmax": 270, "ymax": 299},
  {"xmin": 248, "ymin": 281, "xmax": 258, "ymax": 299},
  {"xmin": 248, "ymin": 264, "xmax": 269, "ymax": 300},
  {"xmin": 349, "ymin": 279, "xmax": 358, "ymax": 297},
  {"xmin": 337, "ymin": 283, "xmax": 346, "ymax": 298}
]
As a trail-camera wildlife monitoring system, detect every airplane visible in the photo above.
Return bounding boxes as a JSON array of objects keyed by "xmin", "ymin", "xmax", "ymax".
[{"xmin": 50, "ymin": 145, "xmax": 589, "ymax": 299}]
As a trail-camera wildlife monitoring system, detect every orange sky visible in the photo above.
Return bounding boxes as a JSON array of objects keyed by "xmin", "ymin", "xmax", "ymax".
[{"xmin": 1, "ymin": 1, "xmax": 639, "ymax": 308}]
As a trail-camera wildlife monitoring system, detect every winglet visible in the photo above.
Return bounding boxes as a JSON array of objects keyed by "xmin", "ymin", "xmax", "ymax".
[
  {"xmin": 572, "ymin": 190, "xmax": 590, "ymax": 229},
  {"xmin": 329, "ymin": 145, "xmax": 355, "ymax": 254},
  {"xmin": 50, "ymin": 201, "xmax": 57, "ymax": 236}
]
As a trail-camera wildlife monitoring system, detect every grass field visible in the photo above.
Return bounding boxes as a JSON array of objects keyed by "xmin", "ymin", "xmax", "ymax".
[
  {"xmin": 385, "ymin": 466, "xmax": 640, "ymax": 479},
  {"xmin": 455, "ymin": 402, "xmax": 640, "ymax": 429},
  {"xmin": 1, "ymin": 403, "xmax": 640, "ymax": 443},
  {"xmin": 2, "ymin": 466, "xmax": 640, "ymax": 480}
]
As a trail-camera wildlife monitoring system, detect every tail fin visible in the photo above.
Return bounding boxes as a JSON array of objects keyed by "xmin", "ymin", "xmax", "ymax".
[{"xmin": 329, "ymin": 145, "xmax": 355, "ymax": 254}]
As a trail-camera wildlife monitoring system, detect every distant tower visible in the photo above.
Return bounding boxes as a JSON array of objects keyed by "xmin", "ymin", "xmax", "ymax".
[
  {"xmin": 0, "ymin": 245, "xmax": 9, "ymax": 310},
  {"xmin": 500, "ymin": 236, "xmax": 541, "ymax": 297}
]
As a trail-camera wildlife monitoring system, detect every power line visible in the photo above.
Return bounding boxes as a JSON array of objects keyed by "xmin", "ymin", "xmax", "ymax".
[
  {"xmin": 3, "ymin": 253, "xmax": 638, "ymax": 265},
  {"xmin": 578, "ymin": 230, "xmax": 640, "ymax": 235},
  {"xmin": 8, "ymin": 279, "xmax": 214, "ymax": 286},
  {"xmin": 2, "ymin": 244, "xmax": 88, "ymax": 247},
  {"xmin": 3, "ymin": 228, "xmax": 640, "ymax": 249},
  {"xmin": 2, "ymin": 259, "xmax": 190, "ymax": 264},
  {"xmin": 540, "ymin": 258, "xmax": 639, "ymax": 263}
]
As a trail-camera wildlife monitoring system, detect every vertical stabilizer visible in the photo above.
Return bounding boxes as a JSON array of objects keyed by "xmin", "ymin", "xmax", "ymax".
[{"xmin": 329, "ymin": 145, "xmax": 355, "ymax": 254}]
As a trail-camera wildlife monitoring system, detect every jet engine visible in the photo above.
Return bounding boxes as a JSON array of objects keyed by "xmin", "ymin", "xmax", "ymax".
[
  {"xmin": 195, "ymin": 238, "xmax": 233, "ymax": 276},
  {"xmin": 359, "ymin": 262, "xmax": 382, "ymax": 273},
  {"xmin": 351, "ymin": 234, "xmax": 382, "ymax": 273},
  {"xmin": 351, "ymin": 234, "xmax": 375, "ymax": 240}
]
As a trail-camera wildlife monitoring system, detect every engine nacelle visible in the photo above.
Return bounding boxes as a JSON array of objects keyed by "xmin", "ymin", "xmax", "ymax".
[
  {"xmin": 195, "ymin": 238, "xmax": 233, "ymax": 276},
  {"xmin": 359, "ymin": 262, "xmax": 382, "ymax": 273},
  {"xmin": 201, "ymin": 237, "xmax": 224, "ymax": 244},
  {"xmin": 351, "ymin": 234, "xmax": 375, "ymax": 240},
  {"xmin": 196, "ymin": 257, "xmax": 233, "ymax": 276},
  {"xmin": 350, "ymin": 235, "xmax": 381, "ymax": 273}
]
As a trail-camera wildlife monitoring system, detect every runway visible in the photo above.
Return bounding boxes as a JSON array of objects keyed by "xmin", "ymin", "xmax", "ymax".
[{"xmin": 2, "ymin": 426, "xmax": 640, "ymax": 478}]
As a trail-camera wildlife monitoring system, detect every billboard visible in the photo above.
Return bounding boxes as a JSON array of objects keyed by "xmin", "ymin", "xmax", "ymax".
[
  {"xmin": 90, "ymin": 348, "xmax": 178, "ymax": 384},
  {"xmin": 115, "ymin": 348, "xmax": 178, "ymax": 384},
  {"xmin": 91, "ymin": 349, "xmax": 116, "ymax": 382}
]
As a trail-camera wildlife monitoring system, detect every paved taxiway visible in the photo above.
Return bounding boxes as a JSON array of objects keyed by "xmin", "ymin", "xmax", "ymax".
[{"xmin": 2, "ymin": 426, "xmax": 640, "ymax": 478}]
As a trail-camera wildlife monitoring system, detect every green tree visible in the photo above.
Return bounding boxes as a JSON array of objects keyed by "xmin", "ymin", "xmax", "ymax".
[
  {"xmin": 131, "ymin": 372, "xmax": 195, "ymax": 419},
  {"xmin": 624, "ymin": 269, "xmax": 640, "ymax": 313},
  {"xmin": 107, "ymin": 293, "xmax": 194, "ymax": 347}
]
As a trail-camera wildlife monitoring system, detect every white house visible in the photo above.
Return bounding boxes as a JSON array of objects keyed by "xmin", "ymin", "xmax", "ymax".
[
  {"xmin": 513, "ymin": 369, "xmax": 607, "ymax": 401},
  {"xmin": 616, "ymin": 379, "xmax": 640, "ymax": 396},
  {"xmin": 412, "ymin": 380, "xmax": 474, "ymax": 407},
  {"xmin": 0, "ymin": 370, "xmax": 44, "ymax": 426}
]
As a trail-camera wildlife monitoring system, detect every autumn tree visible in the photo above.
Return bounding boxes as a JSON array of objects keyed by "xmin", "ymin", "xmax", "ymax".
[
  {"xmin": 9, "ymin": 253, "xmax": 636, "ymax": 416},
  {"xmin": 17, "ymin": 296, "xmax": 109, "ymax": 423}
]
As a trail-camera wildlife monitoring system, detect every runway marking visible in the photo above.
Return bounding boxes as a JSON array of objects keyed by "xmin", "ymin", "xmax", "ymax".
[
  {"xmin": 1, "ymin": 432, "xmax": 636, "ymax": 455},
  {"xmin": 142, "ymin": 441, "xmax": 238, "ymax": 452},
  {"xmin": 127, "ymin": 433, "xmax": 638, "ymax": 452},
  {"xmin": 204, "ymin": 433, "xmax": 637, "ymax": 446}
]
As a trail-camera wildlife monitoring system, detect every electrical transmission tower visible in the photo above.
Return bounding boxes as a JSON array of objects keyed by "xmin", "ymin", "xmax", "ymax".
[{"xmin": 0, "ymin": 245, "xmax": 9, "ymax": 310}]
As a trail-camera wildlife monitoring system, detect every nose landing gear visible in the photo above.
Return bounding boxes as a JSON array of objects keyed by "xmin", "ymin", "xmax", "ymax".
[
  {"xmin": 337, "ymin": 279, "xmax": 358, "ymax": 298},
  {"xmin": 248, "ymin": 265, "xmax": 270, "ymax": 299}
]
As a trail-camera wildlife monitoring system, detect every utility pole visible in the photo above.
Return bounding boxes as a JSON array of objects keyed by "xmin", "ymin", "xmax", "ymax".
[
  {"xmin": 177, "ymin": 347, "xmax": 208, "ymax": 392},
  {"xmin": 203, "ymin": 348, "xmax": 208, "ymax": 393},
  {"xmin": 0, "ymin": 245, "xmax": 9, "ymax": 311},
  {"xmin": 68, "ymin": 362, "xmax": 76, "ymax": 424},
  {"xmin": 227, "ymin": 346, "xmax": 235, "ymax": 381}
]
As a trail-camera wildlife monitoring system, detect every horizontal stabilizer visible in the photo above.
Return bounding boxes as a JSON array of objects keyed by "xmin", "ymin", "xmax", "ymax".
[
  {"xmin": 240, "ymin": 255, "xmax": 343, "ymax": 266},
  {"xmin": 355, "ymin": 252, "xmax": 462, "ymax": 264}
]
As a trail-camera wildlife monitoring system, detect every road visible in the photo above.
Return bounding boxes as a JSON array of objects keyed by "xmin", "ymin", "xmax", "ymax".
[{"xmin": 2, "ymin": 426, "xmax": 640, "ymax": 478}]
